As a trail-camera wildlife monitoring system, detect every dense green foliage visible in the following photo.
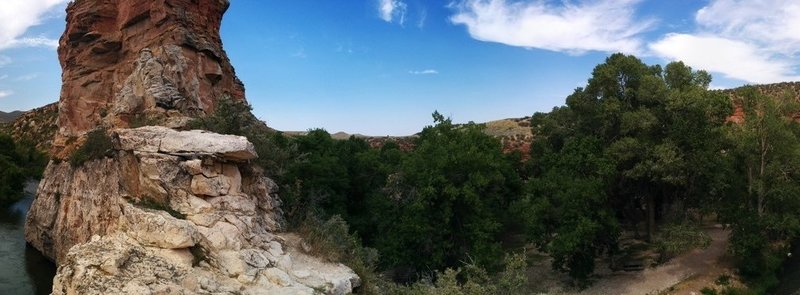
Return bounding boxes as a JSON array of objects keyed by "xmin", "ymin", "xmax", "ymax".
[
  {"xmin": 717, "ymin": 87, "xmax": 800, "ymax": 291},
  {"xmin": 0, "ymin": 132, "xmax": 48, "ymax": 204},
  {"xmin": 278, "ymin": 112, "xmax": 522, "ymax": 280},
  {"xmin": 520, "ymin": 54, "xmax": 732, "ymax": 283},
  {"xmin": 193, "ymin": 102, "xmax": 528, "ymax": 288},
  {"xmin": 69, "ymin": 128, "xmax": 114, "ymax": 167},
  {"xmin": 193, "ymin": 54, "xmax": 800, "ymax": 293},
  {"xmin": 518, "ymin": 136, "xmax": 619, "ymax": 282}
]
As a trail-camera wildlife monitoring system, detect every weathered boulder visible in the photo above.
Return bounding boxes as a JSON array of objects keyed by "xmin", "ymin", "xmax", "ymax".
[
  {"xmin": 25, "ymin": 157, "xmax": 133, "ymax": 262},
  {"xmin": 116, "ymin": 126, "xmax": 258, "ymax": 160},
  {"xmin": 28, "ymin": 128, "xmax": 359, "ymax": 294},
  {"xmin": 121, "ymin": 203, "xmax": 200, "ymax": 249}
]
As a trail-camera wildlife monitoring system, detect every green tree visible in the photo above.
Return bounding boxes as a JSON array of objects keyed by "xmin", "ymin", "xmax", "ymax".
[
  {"xmin": 0, "ymin": 133, "xmax": 35, "ymax": 204},
  {"xmin": 525, "ymin": 54, "xmax": 731, "ymax": 282},
  {"xmin": 0, "ymin": 134, "xmax": 24, "ymax": 203},
  {"xmin": 563, "ymin": 54, "xmax": 727, "ymax": 241},
  {"xmin": 720, "ymin": 87, "xmax": 800, "ymax": 289},
  {"xmin": 374, "ymin": 112, "xmax": 522, "ymax": 277},
  {"xmin": 519, "ymin": 136, "xmax": 618, "ymax": 283}
]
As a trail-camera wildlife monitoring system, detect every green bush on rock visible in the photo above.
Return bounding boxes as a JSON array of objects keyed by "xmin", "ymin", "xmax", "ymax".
[{"xmin": 69, "ymin": 128, "xmax": 114, "ymax": 167}]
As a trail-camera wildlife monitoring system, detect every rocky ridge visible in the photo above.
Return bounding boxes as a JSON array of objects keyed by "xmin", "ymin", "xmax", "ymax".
[
  {"xmin": 28, "ymin": 126, "xmax": 359, "ymax": 294},
  {"xmin": 5, "ymin": 103, "xmax": 59, "ymax": 152},
  {"xmin": 24, "ymin": 0, "xmax": 359, "ymax": 294},
  {"xmin": 0, "ymin": 110, "xmax": 24, "ymax": 123},
  {"xmin": 723, "ymin": 81, "xmax": 800, "ymax": 124}
]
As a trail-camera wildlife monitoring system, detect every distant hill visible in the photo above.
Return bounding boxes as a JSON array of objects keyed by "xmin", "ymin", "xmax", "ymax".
[
  {"xmin": 720, "ymin": 81, "xmax": 800, "ymax": 124},
  {"xmin": 0, "ymin": 110, "xmax": 24, "ymax": 123},
  {"xmin": 6, "ymin": 103, "xmax": 59, "ymax": 153},
  {"xmin": 281, "ymin": 116, "xmax": 534, "ymax": 156},
  {"xmin": 6, "ymin": 82, "xmax": 796, "ymax": 159}
]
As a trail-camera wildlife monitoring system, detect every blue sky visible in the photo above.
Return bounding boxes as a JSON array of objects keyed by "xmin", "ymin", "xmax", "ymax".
[{"xmin": 1, "ymin": 0, "xmax": 799, "ymax": 135}]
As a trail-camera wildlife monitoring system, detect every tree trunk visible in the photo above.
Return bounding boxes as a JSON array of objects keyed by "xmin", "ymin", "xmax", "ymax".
[
  {"xmin": 647, "ymin": 194, "xmax": 655, "ymax": 243},
  {"xmin": 758, "ymin": 133, "xmax": 768, "ymax": 217}
]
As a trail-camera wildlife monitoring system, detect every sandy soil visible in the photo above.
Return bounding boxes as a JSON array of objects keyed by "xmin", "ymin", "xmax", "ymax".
[{"xmin": 529, "ymin": 225, "xmax": 733, "ymax": 295}]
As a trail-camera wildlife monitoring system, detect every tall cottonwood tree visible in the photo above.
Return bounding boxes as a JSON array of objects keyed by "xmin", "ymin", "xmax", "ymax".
[
  {"xmin": 524, "ymin": 55, "xmax": 731, "ymax": 281},
  {"xmin": 559, "ymin": 55, "xmax": 726, "ymax": 241},
  {"xmin": 721, "ymin": 88, "xmax": 800, "ymax": 285}
]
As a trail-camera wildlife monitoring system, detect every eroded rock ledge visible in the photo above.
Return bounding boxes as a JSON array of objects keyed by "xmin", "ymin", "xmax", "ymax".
[{"xmin": 26, "ymin": 127, "xmax": 359, "ymax": 294}]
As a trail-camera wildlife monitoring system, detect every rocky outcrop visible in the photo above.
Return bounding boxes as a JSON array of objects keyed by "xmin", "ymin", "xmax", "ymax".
[
  {"xmin": 6, "ymin": 103, "xmax": 58, "ymax": 153},
  {"xmin": 54, "ymin": 0, "xmax": 245, "ymax": 157},
  {"xmin": 723, "ymin": 81, "xmax": 800, "ymax": 124},
  {"xmin": 26, "ymin": 0, "xmax": 360, "ymax": 294},
  {"xmin": 28, "ymin": 127, "xmax": 359, "ymax": 294}
]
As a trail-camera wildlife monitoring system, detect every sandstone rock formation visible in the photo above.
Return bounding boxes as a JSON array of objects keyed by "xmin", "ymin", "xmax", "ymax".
[
  {"xmin": 27, "ymin": 127, "xmax": 359, "ymax": 294},
  {"xmin": 26, "ymin": 0, "xmax": 360, "ymax": 294},
  {"xmin": 54, "ymin": 0, "xmax": 245, "ymax": 156}
]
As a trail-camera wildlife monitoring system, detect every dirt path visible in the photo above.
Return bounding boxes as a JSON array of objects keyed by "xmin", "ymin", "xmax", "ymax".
[{"xmin": 572, "ymin": 225, "xmax": 731, "ymax": 295}]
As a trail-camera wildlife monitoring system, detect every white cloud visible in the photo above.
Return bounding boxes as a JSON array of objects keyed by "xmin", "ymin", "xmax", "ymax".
[
  {"xmin": 696, "ymin": 0, "xmax": 800, "ymax": 55},
  {"xmin": 0, "ymin": 75, "xmax": 8, "ymax": 80},
  {"xmin": 378, "ymin": 0, "xmax": 408, "ymax": 25},
  {"xmin": 0, "ymin": 90, "xmax": 13, "ymax": 98},
  {"xmin": 650, "ymin": 34, "xmax": 799, "ymax": 84},
  {"xmin": 449, "ymin": 0, "xmax": 653, "ymax": 54},
  {"xmin": 418, "ymin": 8, "xmax": 427, "ymax": 29},
  {"xmin": 650, "ymin": 0, "xmax": 800, "ymax": 84},
  {"xmin": 409, "ymin": 69, "xmax": 439, "ymax": 75},
  {"xmin": 0, "ymin": 0, "xmax": 66, "ymax": 50},
  {"xmin": 14, "ymin": 73, "xmax": 38, "ymax": 81},
  {"xmin": 9, "ymin": 36, "xmax": 59, "ymax": 48}
]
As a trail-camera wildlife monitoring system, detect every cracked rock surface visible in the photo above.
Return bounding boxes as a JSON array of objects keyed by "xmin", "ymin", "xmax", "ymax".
[{"xmin": 28, "ymin": 128, "xmax": 360, "ymax": 294}]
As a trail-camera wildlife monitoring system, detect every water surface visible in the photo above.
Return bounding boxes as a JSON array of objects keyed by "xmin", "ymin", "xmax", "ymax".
[{"xmin": 0, "ymin": 181, "xmax": 56, "ymax": 295}]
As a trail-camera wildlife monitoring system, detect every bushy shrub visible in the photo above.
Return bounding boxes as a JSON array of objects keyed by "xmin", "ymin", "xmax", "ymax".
[
  {"xmin": 187, "ymin": 97, "xmax": 294, "ymax": 178},
  {"xmin": 655, "ymin": 223, "xmax": 712, "ymax": 262},
  {"xmin": 69, "ymin": 128, "xmax": 113, "ymax": 167},
  {"xmin": 296, "ymin": 214, "xmax": 382, "ymax": 294},
  {"xmin": 385, "ymin": 253, "xmax": 528, "ymax": 295}
]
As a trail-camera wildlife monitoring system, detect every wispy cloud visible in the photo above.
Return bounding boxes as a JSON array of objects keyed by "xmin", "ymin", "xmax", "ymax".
[
  {"xmin": 409, "ymin": 69, "xmax": 439, "ymax": 75},
  {"xmin": 0, "ymin": 75, "xmax": 8, "ymax": 80},
  {"xmin": 14, "ymin": 73, "xmax": 38, "ymax": 81},
  {"xmin": 449, "ymin": 0, "xmax": 653, "ymax": 54},
  {"xmin": 650, "ymin": 0, "xmax": 800, "ymax": 83},
  {"xmin": 0, "ymin": 0, "xmax": 66, "ymax": 50},
  {"xmin": 9, "ymin": 36, "xmax": 59, "ymax": 48},
  {"xmin": 0, "ymin": 90, "xmax": 13, "ymax": 99},
  {"xmin": 0, "ymin": 55, "xmax": 11, "ymax": 67},
  {"xmin": 378, "ymin": 0, "xmax": 408, "ymax": 25},
  {"xmin": 418, "ymin": 8, "xmax": 428, "ymax": 29}
]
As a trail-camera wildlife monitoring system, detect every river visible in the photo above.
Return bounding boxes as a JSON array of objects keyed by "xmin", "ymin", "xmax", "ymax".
[{"xmin": 0, "ymin": 181, "xmax": 56, "ymax": 295}]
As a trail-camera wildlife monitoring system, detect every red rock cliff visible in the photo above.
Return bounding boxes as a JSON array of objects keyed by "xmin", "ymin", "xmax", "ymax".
[{"xmin": 55, "ymin": 0, "xmax": 245, "ymax": 156}]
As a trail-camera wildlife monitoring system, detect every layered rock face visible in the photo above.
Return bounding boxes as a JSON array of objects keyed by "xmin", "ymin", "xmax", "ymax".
[
  {"xmin": 27, "ymin": 127, "xmax": 359, "ymax": 294},
  {"xmin": 55, "ymin": 0, "xmax": 245, "ymax": 156},
  {"xmin": 26, "ymin": 0, "xmax": 360, "ymax": 293}
]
